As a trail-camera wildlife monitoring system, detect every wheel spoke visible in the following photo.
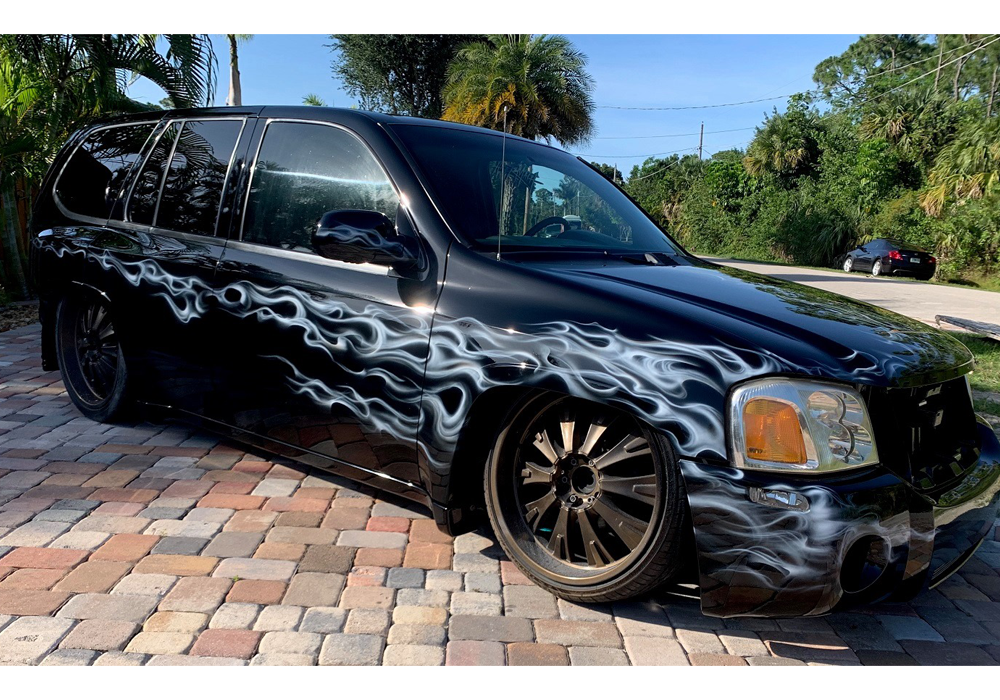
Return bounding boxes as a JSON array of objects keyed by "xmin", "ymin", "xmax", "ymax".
[
  {"xmin": 577, "ymin": 509, "xmax": 614, "ymax": 566},
  {"xmin": 91, "ymin": 305, "xmax": 107, "ymax": 333},
  {"xmin": 559, "ymin": 419, "xmax": 575, "ymax": 455},
  {"xmin": 600, "ymin": 474, "xmax": 657, "ymax": 506},
  {"xmin": 579, "ymin": 422, "xmax": 608, "ymax": 456},
  {"xmin": 593, "ymin": 435, "xmax": 651, "ymax": 470},
  {"xmin": 521, "ymin": 461, "xmax": 555, "ymax": 486},
  {"xmin": 591, "ymin": 494, "xmax": 649, "ymax": 550},
  {"xmin": 533, "ymin": 430, "xmax": 560, "ymax": 465},
  {"xmin": 524, "ymin": 491, "xmax": 557, "ymax": 532},
  {"xmin": 547, "ymin": 506, "xmax": 569, "ymax": 559}
]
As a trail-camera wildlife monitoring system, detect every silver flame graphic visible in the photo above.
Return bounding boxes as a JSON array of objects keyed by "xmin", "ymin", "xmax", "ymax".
[{"xmin": 50, "ymin": 244, "xmax": 962, "ymax": 615}]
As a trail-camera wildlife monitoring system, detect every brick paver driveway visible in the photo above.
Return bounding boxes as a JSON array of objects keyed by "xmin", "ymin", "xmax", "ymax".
[{"xmin": 2, "ymin": 323, "xmax": 1000, "ymax": 666}]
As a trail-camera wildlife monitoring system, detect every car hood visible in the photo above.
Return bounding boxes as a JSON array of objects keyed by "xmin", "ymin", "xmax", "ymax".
[{"xmin": 532, "ymin": 257, "xmax": 973, "ymax": 388}]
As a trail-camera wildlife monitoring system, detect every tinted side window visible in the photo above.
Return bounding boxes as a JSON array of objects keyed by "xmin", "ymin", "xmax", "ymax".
[
  {"xmin": 128, "ymin": 124, "xmax": 180, "ymax": 225},
  {"xmin": 54, "ymin": 123, "xmax": 154, "ymax": 220},
  {"xmin": 243, "ymin": 122, "xmax": 398, "ymax": 253},
  {"xmin": 156, "ymin": 120, "xmax": 243, "ymax": 236}
]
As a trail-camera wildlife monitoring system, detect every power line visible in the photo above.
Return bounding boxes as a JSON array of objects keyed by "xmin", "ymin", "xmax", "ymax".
[
  {"xmin": 593, "ymin": 126, "xmax": 755, "ymax": 140},
  {"xmin": 596, "ymin": 35, "xmax": 1000, "ymax": 115},
  {"xmin": 576, "ymin": 145, "xmax": 702, "ymax": 159},
  {"xmin": 596, "ymin": 94, "xmax": 800, "ymax": 111}
]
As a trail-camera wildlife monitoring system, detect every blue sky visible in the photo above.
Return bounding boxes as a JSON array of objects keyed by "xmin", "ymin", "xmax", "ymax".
[{"xmin": 130, "ymin": 34, "xmax": 859, "ymax": 174}]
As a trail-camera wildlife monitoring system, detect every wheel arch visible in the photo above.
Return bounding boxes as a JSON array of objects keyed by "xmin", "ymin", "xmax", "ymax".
[{"xmin": 437, "ymin": 384, "xmax": 692, "ymax": 536}]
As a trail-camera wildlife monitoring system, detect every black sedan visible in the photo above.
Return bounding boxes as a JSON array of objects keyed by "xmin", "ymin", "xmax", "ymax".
[{"xmin": 841, "ymin": 238, "xmax": 937, "ymax": 280}]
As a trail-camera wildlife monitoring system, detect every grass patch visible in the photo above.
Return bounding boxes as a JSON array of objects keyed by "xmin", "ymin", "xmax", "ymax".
[{"xmin": 948, "ymin": 332, "xmax": 1000, "ymax": 414}]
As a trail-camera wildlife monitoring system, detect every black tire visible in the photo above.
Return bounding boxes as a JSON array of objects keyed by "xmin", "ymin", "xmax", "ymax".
[
  {"xmin": 871, "ymin": 259, "xmax": 883, "ymax": 277},
  {"xmin": 55, "ymin": 292, "xmax": 133, "ymax": 423},
  {"xmin": 484, "ymin": 394, "xmax": 689, "ymax": 603},
  {"xmin": 842, "ymin": 257, "xmax": 854, "ymax": 273}
]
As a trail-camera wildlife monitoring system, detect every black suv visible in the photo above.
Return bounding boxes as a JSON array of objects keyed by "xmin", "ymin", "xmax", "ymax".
[{"xmin": 29, "ymin": 106, "xmax": 1000, "ymax": 618}]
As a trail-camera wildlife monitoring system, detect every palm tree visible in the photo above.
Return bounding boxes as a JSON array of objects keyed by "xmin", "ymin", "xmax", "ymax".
[
  {"xmin": 302, "ymin": 93, "xmax": 327, "ymax": 107},
  {"xmin": 442, "ymin": 34, "xmax": 594, "ymax": 146},
  {"xmin": 0, "ymin": 34, "xmax": 217, "ymax": 299},
  {"xmin": 226, "ymin": 34, "xmax": 253, "ymax": 106},
  {"xmin": 743, "ymin": 106, "xmax": 823, "ymax": 180},
  {"xmin": 921, "ymin": 117, "xmax": 1000, "ymax": 216}
]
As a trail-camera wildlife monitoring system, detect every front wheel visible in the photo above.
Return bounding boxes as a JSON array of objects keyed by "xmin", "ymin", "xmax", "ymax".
[
  {"xmin": 843, "ymin": 257, "xmax": 854, "ymax": 273},
  {"xmin": 55, "ymin": 293, "xmax": 133, "ymax": 423},
  {"xmin": 484, "ymin": 395, "xmax": 689, "ymax": 603}
]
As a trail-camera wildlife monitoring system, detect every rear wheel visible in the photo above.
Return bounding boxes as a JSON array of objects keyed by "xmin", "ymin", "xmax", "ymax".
[
  {"xmin": 55, "ymin": 293, "xmax": 133, "ymax": 422},
  {"xmin": 484, "ymin": 395, "xmax": 688, "ymax": 603},
  {"xmin": 871, "ymin": 259, "xmax": 883, "ymax": 276}
]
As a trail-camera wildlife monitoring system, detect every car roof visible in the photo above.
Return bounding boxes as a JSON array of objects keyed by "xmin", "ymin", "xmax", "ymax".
[{"xmin": 84, "ymin": 105, "xmax": 543, "ymax": 147}]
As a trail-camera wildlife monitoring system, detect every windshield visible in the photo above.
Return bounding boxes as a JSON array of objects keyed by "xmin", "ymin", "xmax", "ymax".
[{"xmin": 392, "ymin": 124, "xmax": 680, "ymax": 255}]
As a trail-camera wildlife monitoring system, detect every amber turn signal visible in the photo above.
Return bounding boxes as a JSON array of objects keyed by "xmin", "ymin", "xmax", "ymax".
[{"xmin": 742, "ymin": 398, "xmax": 808, "ymax": 464}]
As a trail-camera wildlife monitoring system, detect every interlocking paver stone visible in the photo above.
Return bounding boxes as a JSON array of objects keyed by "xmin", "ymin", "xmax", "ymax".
[
  {"xmin": 58, "ymin": 593, "xmax": 160, "ymax": 623},
  {"xmin": 125, "ymin": 632, "xmax": 196, "ymax": 655},
  {"xmin": 383, "ymin": 643, "xmax": 444, "ymax": 666},
  {"xmin": 568, "ymin": 647, "xmax": 630, "ymax": 665},
  {"xmin": 300, "ymin": 606, "xmax": 348, "ymax": 633},
  {"xmin": 159, "ymin": 577, "xmax": 232, "ymax": 613},
  {"xmin": 253, "ymin": 605, "xmax": 304, "ymax": 631},
  {"xmin": 190, "ymin": 628, "xmax": 261, "ymax": 659},
  {"xmin": 625, "ymin": 636, "xmax": 690, "ymax": 666},
  {"xmin": 445, "ymin": 640, "xmax": 505, "ymax": 666},
  {"xmin": 213, "ymin": 557, "xmax": 296, "ymax": 582},
  {"xmin": 283, "ymin": 572, "xmax": 345, "ymax": 607},
  {"xmin": 112, "ymin": 573, "xmax": 177, "ymax": 597},
  {"xmin": 259, "ymin": 631, "xmax": 322, "ymax": 656},
  {"xmin": 877, "ymin": 614, "xmax": 946, "ymax": 642},
  {"xmin": 151, "ymin": 536, "xmax": 209, "ymax": 556},
  {"xmin": 60, "ymin": 619, "xmax": 139, "ymax": 651},
  {"xmin": 449, "ymin": 615, "xmax": 533, "ymax": 643},
  {"xmin": 344, "ymin": 608, "xmax": 391, "ymax": 635},
  {"xmin": 0, "ymin": 616, "xmax": 76, "ymax": 664},
  {"xmin": 40, "ymin": 649, "xmax": 100, "ymax": 666},
  {"xmin": 319, "ymin": 633, "xmax": 385, "ymax": 666},
  {"xmin": 210, "ymin": 603, "xmax": 261, "ymax": 629},
  {"xmin": 535, "ymin": 619, "xmax": 622, "ymax": 648},
  {"xmin": 144, "ymin": 611, "xmax": 209, "ymax": 634}
]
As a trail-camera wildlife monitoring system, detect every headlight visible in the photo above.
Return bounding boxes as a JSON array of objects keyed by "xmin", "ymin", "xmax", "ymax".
[{"xmin": 728, "ymin": 378, "xmax": 879, "ymax": 472}]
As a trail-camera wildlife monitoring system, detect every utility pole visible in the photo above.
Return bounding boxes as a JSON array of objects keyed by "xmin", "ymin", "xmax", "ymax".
[{"xmin": 698, "ymin": 122, "xmax": 704, "ymax": 160}]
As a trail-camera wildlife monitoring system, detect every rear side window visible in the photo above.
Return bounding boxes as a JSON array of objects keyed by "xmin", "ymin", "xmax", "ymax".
[
  {"xmin": 54, "ymin": 123, "xmax": 154, "ymax": 220},
  {"xmin": 128, "ymin": 123, "xmax": 179, "ymax": 226},
  {"xmin": 156, "ymin": 120, "xmax": 243, "ymax": 236},
  {"xmin": 242, "ymin": 122, "xmax": 398, "ymax": 254}
]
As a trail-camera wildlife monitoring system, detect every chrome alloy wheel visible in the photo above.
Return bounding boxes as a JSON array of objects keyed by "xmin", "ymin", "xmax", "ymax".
[{"xmin": 491, "ymin": 398, "xmax": 665, "ymax": 586}]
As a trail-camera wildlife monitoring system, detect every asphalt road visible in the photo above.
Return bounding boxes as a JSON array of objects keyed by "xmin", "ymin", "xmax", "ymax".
[{"xmin": 709, "ymin": 258, "xmax": 1000, "ymax": 328}]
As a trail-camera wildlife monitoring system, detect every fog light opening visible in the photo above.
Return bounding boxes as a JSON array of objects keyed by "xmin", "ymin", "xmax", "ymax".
[{"xmin": 840, "ymin": 535, "xmax": 890, "ymax": 595}]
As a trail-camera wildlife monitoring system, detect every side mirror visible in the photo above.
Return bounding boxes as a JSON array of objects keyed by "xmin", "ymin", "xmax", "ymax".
[
  {"xmin": 859, "ymin": 246, "xmax": 867, "ymax": 252},
  {"xmin": 312, "ymin": 210, "xmax": 418, "ymax": 268}
]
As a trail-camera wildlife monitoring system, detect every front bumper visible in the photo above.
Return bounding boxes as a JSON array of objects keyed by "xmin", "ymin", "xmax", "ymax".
[{"xmin": 680, "ymin": 418, "xmax": 1000, "ymax": 618}]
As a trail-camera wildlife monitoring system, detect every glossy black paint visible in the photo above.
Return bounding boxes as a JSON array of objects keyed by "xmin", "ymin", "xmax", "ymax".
[{"xmin": 29, "ymin": 106, "xmax": 1000, "ymax": 617}]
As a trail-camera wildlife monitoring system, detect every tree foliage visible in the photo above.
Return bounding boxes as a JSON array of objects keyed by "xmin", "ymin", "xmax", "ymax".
[
  {"xmin": 442, "ymin": 34, "xmax": 595, "ymax": 146},
  {"xmin": 624, "ymin": 34, "xmax": 1000, "ymax": 283},
  {"xmin": 0, "ymin": 34, "xmax": 218, "ymax": 299},
  {"xmin": 330, "ymin": 34, "xmax": 481, "ymax": 118}
]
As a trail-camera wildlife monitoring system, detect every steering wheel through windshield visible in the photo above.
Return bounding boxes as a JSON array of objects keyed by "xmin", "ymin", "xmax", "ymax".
[{"xmin": 523, "ymin": 216, "xmax": 571, "ymax": 237}]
